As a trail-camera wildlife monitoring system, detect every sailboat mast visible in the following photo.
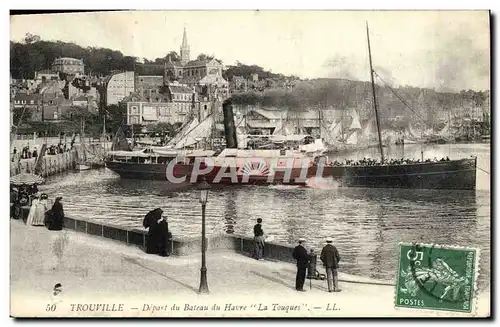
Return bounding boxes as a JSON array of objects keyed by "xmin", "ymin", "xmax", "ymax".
[
  {"xmin": 341, "ymin": 109, "xmax": 344, "ymax": 142},
  {"xmin": 102, "ymin": 112, "xmax": 106, "ymax": 151},
  {"xmin": 366, "ymin": 23, "xmax": 385, "ymax": 161}
]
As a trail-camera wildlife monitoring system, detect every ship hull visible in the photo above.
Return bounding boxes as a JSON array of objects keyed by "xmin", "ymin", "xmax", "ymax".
[
  {"xmin": 199, "ymin": 158, "xmax": 476, "ymax": 190},
  {"xmin": 317, "ymin": 158, "xmax": 476, "ymax": 190},
  {"xmin": 104, "ymin": 161, "xmax": 191, "ymax": 180},
  {"xmin": 105, "ymin": 158, "xmax": 476, "ymax": 190},
  {"xmin": 76, "ymin": 162, "xmax": 105, "ymax": 171}
]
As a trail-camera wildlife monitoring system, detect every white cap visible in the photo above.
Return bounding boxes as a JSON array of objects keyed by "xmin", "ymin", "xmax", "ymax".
[
  {"xmin": 326, "ymin": 237, "xmax": 333, "ymax": 243},
  {"xmin": 298, "ymin": 238, "xmax": 306, "ymax": 242}
]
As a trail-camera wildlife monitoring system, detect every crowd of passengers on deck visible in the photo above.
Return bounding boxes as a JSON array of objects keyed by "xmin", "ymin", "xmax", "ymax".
[{"xmin": 327, "ymin": 156, "xmax": 451, "ymax": 167}]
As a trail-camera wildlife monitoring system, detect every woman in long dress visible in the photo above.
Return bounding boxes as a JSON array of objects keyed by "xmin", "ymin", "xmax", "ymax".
[
  {"xmin": 26, "ymin": 193, "xmax": 40, "ymax": 226},
  {"xmin": 143, "ymin": 208, "xmax": 170, "ymax": 257},
  {"xmin": 32, "ymin": 194, "xmax": 51, "ymax": 226},
  {"xmin": 47, "ymin": 197, "xmax": 64, "ymax": 231}
]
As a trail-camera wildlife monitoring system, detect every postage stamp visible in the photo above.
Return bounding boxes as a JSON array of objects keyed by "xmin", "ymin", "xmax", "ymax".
[{"xmin": 395, "ymin": 243, "xmax": 480, "ymax": 314}]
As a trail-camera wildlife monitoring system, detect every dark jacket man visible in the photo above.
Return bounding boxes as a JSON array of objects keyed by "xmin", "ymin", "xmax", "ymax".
[
  {"xmin": 320, "ymin": 243, "xmax": 340, "ymax": 269},
  {"xmin": 292, "ymin": 238, "xmax": 309, "ymax": 291},
  {"xmin": 320, "ymin": 238, "xmax": 342, "ymax": 292},
  {"xmin": 253, "ymin": 218, "xmax": 265, "ymax": 260}
]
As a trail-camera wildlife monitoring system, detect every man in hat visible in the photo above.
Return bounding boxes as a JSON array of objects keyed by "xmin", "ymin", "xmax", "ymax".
[
  {"xmin": 320, "ymin": 237, "xmax": 341, "ymax": 292},
  {"xmin": 292, "ymin": 238, "xmax": 309, "ymax": 292},
  {"xmin": 253, "ymin": 218, "xmax": 265, "ymax": 260}
]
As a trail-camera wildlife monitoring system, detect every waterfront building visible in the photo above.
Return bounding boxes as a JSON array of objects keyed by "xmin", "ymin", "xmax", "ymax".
[
  {"xmin": 52, "ymin": 57, "xmax": 85, "ymax": 75},
  {"xmin": 126, "ymin": 100, "xmax": 189, "ymax": 126},
  {"xmin": 125, "ymin": 82, "xmax": 214, "ymax": 127},
  {"xmin": 103, "ymin": 71, "xmax": 135, "ymax": 106}
]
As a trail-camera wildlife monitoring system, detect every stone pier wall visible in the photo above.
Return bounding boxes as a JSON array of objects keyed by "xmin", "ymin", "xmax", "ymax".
[
  {"xmin": 56, "ymin": 216, "xmax": 296, "ymax": 263},
  {"xmin": 10, "ymin": 151, "xmax": 77, "ymax": 177}
]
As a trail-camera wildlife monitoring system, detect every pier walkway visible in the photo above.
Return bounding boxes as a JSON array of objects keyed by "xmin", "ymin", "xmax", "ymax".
[{"xmin": 10, "ymin": 219, "xmax": 490, "ymax": 317}]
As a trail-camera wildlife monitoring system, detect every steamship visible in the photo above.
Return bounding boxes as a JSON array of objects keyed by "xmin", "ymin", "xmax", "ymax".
[
  {"xmin": 104, "ymin": 140, "xmax": 477, "ymax": 190},
  {"xmin": 105, "ymin": 24, "xmax": 477, "ymax": 191},
  {"xmin": 104, "ymin": 98, "xmax": 477, "ymax": 190}
]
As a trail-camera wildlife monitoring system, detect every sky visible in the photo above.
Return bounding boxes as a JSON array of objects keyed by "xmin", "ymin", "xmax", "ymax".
[{"xmin": 10, "ymin": 10, "xmax": 490, "ymax": 91}]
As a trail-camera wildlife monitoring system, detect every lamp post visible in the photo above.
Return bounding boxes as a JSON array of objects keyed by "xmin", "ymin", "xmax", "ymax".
[{"xmin": 198, "ymin": 177, "xmax": 210, "ymax": 294}]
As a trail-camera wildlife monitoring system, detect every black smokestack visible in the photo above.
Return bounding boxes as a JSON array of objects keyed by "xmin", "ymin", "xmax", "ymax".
[{"xmin": 222, "ymin": 100, "xmax": 238, "ymax": 148}]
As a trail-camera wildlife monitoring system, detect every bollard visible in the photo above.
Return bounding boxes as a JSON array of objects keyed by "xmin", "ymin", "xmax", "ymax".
[
  {"xmin": 307, "ymin": 249, "xmax": 325, "ymax": 288},
  {"xmin": 307, "ymin": 250, "xmax": 318, "ymax": 280}
]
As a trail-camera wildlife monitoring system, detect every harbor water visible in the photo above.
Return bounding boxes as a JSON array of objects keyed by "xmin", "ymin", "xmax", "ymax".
[{"xmin": 38, "ymin": 143, "xmax": 491, "ymax": 288}]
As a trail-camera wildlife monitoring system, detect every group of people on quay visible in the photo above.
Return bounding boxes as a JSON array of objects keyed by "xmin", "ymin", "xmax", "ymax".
[
  {"xmin": 12, "ymin": 143, "xmax": 72, "ymax": 161},
  {"xmin": 328, "ymin": 156, "xmax": 451, "ymax": 167},
  {"xmin": 253, "ymin": 219, "xmax": 342, "ymax": 293},
  {"xmin": 11, "ymin": 184, "xmax": 171, "ymax": 256},
  {"xmin": 10, "ymin": 183, "xmax": 65, "ymax": 231}
]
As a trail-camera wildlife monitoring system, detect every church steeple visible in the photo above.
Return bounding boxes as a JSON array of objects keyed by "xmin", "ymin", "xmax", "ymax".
[{"xmin": 180, "ymin": 27, "xmax": 190, "ymax": 65}]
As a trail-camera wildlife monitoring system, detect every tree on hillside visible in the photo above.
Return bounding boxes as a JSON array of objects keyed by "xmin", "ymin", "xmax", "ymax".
[
  {"xmin": 10, "ymin": 36, "xmax": 142, "ymax": 78},
  {"xmin": 223, "ymin": 62, "xmax": 277, "ymax": 81},
  {"xmin": 122, "ymin": 56, "xmax": 137, "ymax": 71},
  {"xmin": 166, "ymin": 51, "xmax": 180, "ymax": 62},
  {"xmin": 23, "ymin": 33, "xmax": 41, "ymax": 44},
  {"xmin": 154, "ymin": 58, "xmax": 166, "ymax": 65},
  {"xmin": 197, "ymin": 53, "xmax": 214, "ymax": 61}
]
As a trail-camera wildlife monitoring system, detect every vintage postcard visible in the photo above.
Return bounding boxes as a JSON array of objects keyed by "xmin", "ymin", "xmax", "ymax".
[{"xmin": 9, "ymin": 10, "xmax": 491, "ymax": 318}]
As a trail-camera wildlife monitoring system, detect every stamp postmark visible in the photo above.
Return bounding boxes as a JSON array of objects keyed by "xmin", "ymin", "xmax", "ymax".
[{"xmin": 395, "ymin": 242, "xmax": 480, "ymax": 313}]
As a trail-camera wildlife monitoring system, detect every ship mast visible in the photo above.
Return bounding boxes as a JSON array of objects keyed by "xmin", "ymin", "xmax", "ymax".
[{"xmin": 366, "ymin": 22, "xmax": 385, "ymax": 162}]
